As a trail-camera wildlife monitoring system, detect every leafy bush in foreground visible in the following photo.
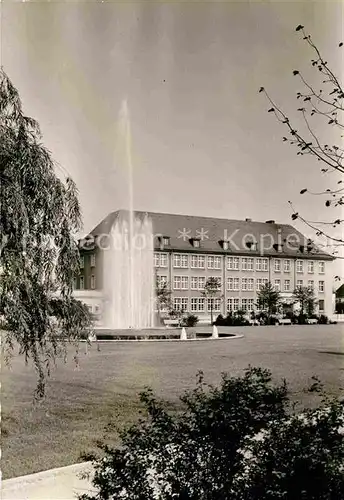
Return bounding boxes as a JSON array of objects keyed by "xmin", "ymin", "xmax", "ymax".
[{"xmin": 79, "ymin": 367, "xmax": 344, "ymax": 500}]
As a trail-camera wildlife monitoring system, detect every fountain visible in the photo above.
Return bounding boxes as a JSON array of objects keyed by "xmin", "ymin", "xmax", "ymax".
[
  {"xmin": 212, "ymin": 325, "xmax": 219, "ymax": 339},
  {"xmin": 102, "ymin": 101, "xmax": 155, "ymax": 329},
  {"xmin": 180, "ymin": 327, "xmax": 187, "ymax": 340}
]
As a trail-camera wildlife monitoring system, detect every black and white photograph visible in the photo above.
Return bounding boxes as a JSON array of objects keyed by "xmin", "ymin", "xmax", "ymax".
[{"xmin": 1, "ymin": 0, "xmax": 343, "ymax": 498}]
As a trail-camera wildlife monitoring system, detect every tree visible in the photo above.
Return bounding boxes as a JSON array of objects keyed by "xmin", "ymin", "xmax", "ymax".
[
  {"xmin": 292, "ymin": 285, "xmax": 317, "ymax": 316},
  {"xmin": 155, "ymin": 275, "xmax": 172, "ymax": 323},
  {"xmin": 201, "ymin": 276, "xmax": 222, "ymax": 324},
  {"xmin": 260, "ymin": 26, "xmax": 343, "ymax": 264},
  {"xmin": 79, "ymin": 367, "xmax": 344, "ymax": 500},
  {"xmin": 256, "ymin": 282, "xmax": 281, "ymax": 321},
  {"xmin": 0, "ymin": 70, "xmax": 92, "ymax": 398}
]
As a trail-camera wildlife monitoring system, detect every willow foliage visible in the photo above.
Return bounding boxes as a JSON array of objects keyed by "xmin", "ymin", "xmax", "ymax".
[{"xmin": 0, "ymin": 69, "xmax": 92, "ymax": 398}]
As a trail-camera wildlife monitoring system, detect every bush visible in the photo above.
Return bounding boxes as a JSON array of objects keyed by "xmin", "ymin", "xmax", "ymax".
[
  {"xmin": 335, "ymin": 302, "xmax": 344, "ymax": 314},
  {"xmin": 182, "ymin": 314, "xmax": 199, "ymax": 327},
  {"xmin": 318, "ymin": 314, "xmax": 329, "ymax": 324},
  {"xmin": 214, "ymin": 314, "xmax": 226, "ymax": 326},
  {"xmin": 78, "ymin": 367, "xmax": 344, "ymax": 500},
  {"xmin": 298, "ymin": 313, "xmax": 308, "ymax": 325}
]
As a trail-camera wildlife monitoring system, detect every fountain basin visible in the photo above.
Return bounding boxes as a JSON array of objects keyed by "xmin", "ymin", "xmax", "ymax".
[{"xmin": 87, "ymin": 328, "xmax": 243, "ymax": 342}]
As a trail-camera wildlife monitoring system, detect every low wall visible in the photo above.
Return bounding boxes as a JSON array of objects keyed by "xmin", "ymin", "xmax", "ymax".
[{"xmin": 1, "ymin": 462, "xmax": 95, "ymax": 500}]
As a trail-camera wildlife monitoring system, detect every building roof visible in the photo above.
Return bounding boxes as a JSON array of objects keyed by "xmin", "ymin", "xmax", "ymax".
[
  {"xmin": 335, "ymin": 283, "xmax": 344, "ymax": 298},
  {"xmin": 89, "ymin": 209, "xmax": 334, "ymax": 260}
]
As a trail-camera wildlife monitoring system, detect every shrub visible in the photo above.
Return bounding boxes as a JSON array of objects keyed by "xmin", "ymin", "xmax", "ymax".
[
  {"xmin": 78, "ymin": 367, "xmax": 344, "ymax": 500},
  {"xmin": 319, "ymin": 314, "xmax": 329, "ymax": 324},
  {"xmin": 214, "ymin": 314, "xmax": 226, "ymax": 326},
  {"xmin": 298, "ymin": 313, "xmax": 308, "ymax": 325},
  {"xmin": 182, "ymin": 314, "xmax": 199, "ymax": 327},
  {"xmin": 335, "ymin": 302, "xmax": 344, "ymax": 314}
]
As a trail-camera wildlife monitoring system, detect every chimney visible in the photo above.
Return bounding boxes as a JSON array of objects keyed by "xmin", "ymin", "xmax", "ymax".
[{"xmin": 245, "ymin": 218, "xmax": 252, "ymax": 222}]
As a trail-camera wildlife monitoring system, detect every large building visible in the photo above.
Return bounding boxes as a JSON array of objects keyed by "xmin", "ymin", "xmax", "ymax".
[{"xmin": 74, "ymin": 210, "xmax": 335, "ymax": 323}]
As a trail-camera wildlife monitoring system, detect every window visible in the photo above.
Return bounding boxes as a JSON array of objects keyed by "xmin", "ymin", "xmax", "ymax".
[
  {"xmin": 256, "ymin": 278, "xmax": 268, "ymax": 291},
  {"xmin": 190, "ymin": 277, "xmax": 198, "ymax": 290},
  {"xmin": 274, "ymin": 279, "xmax": 281, "ymax": 291},
  {"xmin": 181, "ymin": 276, "xmax": 189, "ymax": 290},
  {"xmin": 192, "ymin": 239, "xmax": 200, "ymax": 248},
  {"xmin": 247, "ymin": 298, "xmax": 255, "ymax": 311},
  {"xmin": 87, "ymin": 305, "xmax": 92, "ymax": 313},
  {"xmin": 242, "ymin": 257, "xmax": 254, "ymax": 271},
  {"xmin": 256, "ymin": 258, "xmax": 268, "ymax": 271},
  {"xmin": 319, "ymin": 281, "xmax": 325, "ymax": 292},
  {"xmin": 274, "ymin": 259, "xmax": 281, "ymax": 272},
  {"xmin": 80, "ymin": 255, "xmax": 85, "ymax": 269},
  {"xmin": 163, "ymin": 237, "xmax": 170, "ymax": 246},
  {"xmin": 222, "ymin": 241, "xmax": 229, "ymax": 251},
  {"xmin": 318, "ymin": 299, "xmax": 325, "ymax": 311},
  {"xmin": 79, "ymin": 276, "xmax": 84, "ymax": 290},
  {"xmin": 73, "ymin": 277, "xmax": 77, "ymax": 289},
  {"xmin": 297, "ymin": 279, "xmax": 303, "ymax": 288},
  {"xmin": 296, "ymin": 260, "xmax": 304, "ymax": 273},
  {"xmin": 91, "ymin": 275, "xmax": 96, "ymax": 289},
  {"xmin": 242, "ymin": 277, "xmax": 255, "ymax": 291},
  {"xmin": 94, "ymin": 305, "xmax": 100, "ymax": 314},
  {"xmin": 173, "ymin": 297, "xmax": 188, "ymax": 312},
  {"xmin": 157, "ymin": 275, "xmax": 168, "ymax": 287},
  {"xmin": 154, "ymin": 252, "xmax": 168, "ymax": 268},
  {"xmin": 308, "ymin": 280, "xmax": 314, "ymax": 289},
  {"xmin": 207, "ymin": 256, "xmax": 221, "ymax": 269},
  {"xmin": 207, "ymin": 298, "xmax": 221, "ymax": 313},
  {"xmin": 319, "ymin": 261, "xmax": 325, "ymax": 274},
  {"xmin": 227, "ymin": 277, "xmax": 240, "ymax": 291},
  {"xmin": 247, "ymin": 278, "xmax": 254, "ymax": 291},
  {"xmin": 284, "ymin": 260, "xmax": 291, "ymax": 273},
  {"xmin": 173, "ymin": 254, "xmax": 188, "ymax": 268},
  {"xmin": 190, "ymin": 255, "xmax": 205, "ymax": 269},
  {"xmin": 191, "ymin": 297, "xmax": 205, "ymax": 312},
  {"xmin": 242, "ymin": 298, "xmax": 254, "ymax": 312},
  {"xmin": 284, "ymin": 279, "xmax": 291, "ymax": 292},
  {"xmin": 90, "ymin": 253, "xmax": 96, "ymax": 267},
  {"xmin": 198, "ymin": 276, "xmax": 206, "ymax": 290},
  {"xmin": 227, "ymin": 256, "xmax": 239, "ymax": 270},
  {"xmin": 174, "ymin": 276, "xmax": 189, "ymax": 290},
  {"xmin": 307, "ymin": 261, "xmax": 314, "ymax": 273},
  {"xmin": 227, "ymin": 298, "xmax": 240, "ymax": 312}
]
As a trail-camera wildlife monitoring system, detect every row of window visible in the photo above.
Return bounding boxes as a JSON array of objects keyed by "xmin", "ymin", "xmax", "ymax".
[
  {"xmin": 80, "ymin": 254, "xmax": 96, "ymax": 268},
  {"xmin": 154, "ymin": 253, "xmax": 325, "ymax": 274},
  {"xmin": 172, "ymin": 297, "xmax": 325, "ymax": 313},
  {"xmin": 160, "ymin": 275, "xmax": 325, "ymax": 293}
]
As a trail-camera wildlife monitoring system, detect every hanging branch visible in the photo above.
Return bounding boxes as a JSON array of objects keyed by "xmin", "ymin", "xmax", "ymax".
[{"xmin": 260, "ymin": 25, "xmax": 343, "ymax": 256}]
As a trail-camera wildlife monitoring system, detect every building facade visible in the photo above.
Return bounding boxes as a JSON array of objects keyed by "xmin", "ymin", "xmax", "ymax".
[{"xmin": 74, "ymin": 210, "xmax": 335, "ymax": 322}]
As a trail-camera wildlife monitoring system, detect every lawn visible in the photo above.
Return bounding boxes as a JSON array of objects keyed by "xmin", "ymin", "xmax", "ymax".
[{"xmin": 2, "ymin": 324, "xmax": 343, "ymax": 479}]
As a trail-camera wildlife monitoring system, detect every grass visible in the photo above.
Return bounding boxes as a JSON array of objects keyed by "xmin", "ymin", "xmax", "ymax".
[{"xmin": 2, "ymin": 324, "xmax": 343, "ymax": 479}]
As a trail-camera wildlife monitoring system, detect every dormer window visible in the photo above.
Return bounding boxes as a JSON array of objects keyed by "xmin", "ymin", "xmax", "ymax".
[
  {"xmin": 159, "ymin": 236, "xmax": 170, "ymax": 250},
  {"xmin": 246, "ymin": 241, "xmax": 258, "ymax": 251},
  {"xmin": 191, "ymin": 238, "xmax": 201, "ymax": 248},
  {"xmin": 220, "ymin": 240, "xmax": 229, "ymax": 250},
  {"xmin": 273, "ymin": 243, "xmax": 283, "ymax": 253}
]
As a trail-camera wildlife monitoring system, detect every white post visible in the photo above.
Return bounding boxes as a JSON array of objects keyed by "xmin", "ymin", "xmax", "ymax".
[
  {"xmin": 212, "ymin": 324, "xmax": 219, "ymax": 339},
  {"xmin": 180, "ymin": 327, "xmax": 187, "ymax": 340}
]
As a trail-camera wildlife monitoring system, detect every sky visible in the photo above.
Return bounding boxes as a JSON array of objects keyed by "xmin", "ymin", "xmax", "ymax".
[{"xmin": 1, "ymin": 0, "xmax": 343, "ymax": 273}]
